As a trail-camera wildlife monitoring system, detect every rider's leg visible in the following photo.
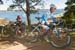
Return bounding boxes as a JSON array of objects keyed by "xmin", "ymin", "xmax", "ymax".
[
  {"xmin": 16, "ymin": 26, "xmax": 21, "ymax": 35},
  {"xmin": 41, "ymin": 21, "xmax": 49, "ymax": 32},
  {"xmin": 42, "ymin": 25, "xmax": 49, "ymax": 31},
  {"xmin": 42, "ymin": 25, "xmax": 52, "ymax": 42}
]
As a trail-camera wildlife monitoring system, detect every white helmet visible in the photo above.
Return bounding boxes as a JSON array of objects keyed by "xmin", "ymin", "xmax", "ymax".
[{"xmin": 50, "ymin": 4, "xmax": 56, "ymax": 9}]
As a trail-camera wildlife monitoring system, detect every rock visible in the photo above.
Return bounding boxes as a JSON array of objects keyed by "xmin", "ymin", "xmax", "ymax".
[{"xmin": 0, "ymin": 18, "xmax": 9, "ymax": 26}]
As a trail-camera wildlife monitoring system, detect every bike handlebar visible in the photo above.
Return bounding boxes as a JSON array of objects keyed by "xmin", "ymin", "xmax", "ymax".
[
  {"xmin": 35, "ymin": 17, "xmax": 62, "ymax": 26},
  {"xmin": 35, "ymin": 17, "xmax": 41, "ymax": 20}
]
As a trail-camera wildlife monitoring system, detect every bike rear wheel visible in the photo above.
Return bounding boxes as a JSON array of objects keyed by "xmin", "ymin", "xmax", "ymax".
[{"xmin": 25, "ymin": 30, "xmax": 39, "ymax": 43}]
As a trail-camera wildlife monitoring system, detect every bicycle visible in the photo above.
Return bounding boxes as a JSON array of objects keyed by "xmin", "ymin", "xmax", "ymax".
[
  {"xmin": 25, "ymin": 17, "xmax": 71, "ymax": 48},
  {"xmin": 0, "ymin": 25, "xmax": 12, "ymax": 38}
]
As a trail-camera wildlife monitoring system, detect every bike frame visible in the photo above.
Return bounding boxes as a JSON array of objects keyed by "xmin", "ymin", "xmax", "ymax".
[{"xmin": 31, "ymin": 24, "xmax": 41, "ymax": 33}]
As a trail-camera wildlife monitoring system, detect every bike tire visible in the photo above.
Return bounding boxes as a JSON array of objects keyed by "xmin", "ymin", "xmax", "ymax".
[
  {"xmin": 49, "ymin": 28, "xmax": 71, "ymax": 48},
  {"xmin": 25, "ymin": 31, "xmax": 39, "ymax": 43}
]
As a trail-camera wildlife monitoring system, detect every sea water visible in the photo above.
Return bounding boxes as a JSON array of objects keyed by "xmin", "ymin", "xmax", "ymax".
[{"xmin": 0, "ymin": 9, "xmax": 64, "ymax": 24}]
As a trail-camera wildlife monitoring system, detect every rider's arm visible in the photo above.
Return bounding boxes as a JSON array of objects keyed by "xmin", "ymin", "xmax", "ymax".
[
  {"xmin": 41, "ymin": 14, "xmax": 50, "ymax": 25},
  {"xmin": 41, "ymin": 14, "xmax": 47, "ymax": 22}
]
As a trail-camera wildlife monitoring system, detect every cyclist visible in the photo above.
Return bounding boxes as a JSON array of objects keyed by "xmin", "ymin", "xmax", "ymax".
[
  {"xmin": 15, "ymin": 15, "xmax": 22, "ymax": 35},
  {"xmin": 16, "ymin": 15, "xmax": 22, "ymax": 25},
  {"xmin": 41, "ymin": 4, "xmax": 57, "ymax": 33}
]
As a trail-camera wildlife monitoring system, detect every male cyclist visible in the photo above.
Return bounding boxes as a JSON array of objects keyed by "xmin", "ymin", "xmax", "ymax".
[
  {"xmin": 16, "ymin": 15, "xmax": 22, "ymax": 26},
  {"xmin": 15, "ymin": 15, "xmax": 22, "ymax": 35},
  {"xmin": 41, "ymin": 4, "xmax": 57, "ymax": 33}
]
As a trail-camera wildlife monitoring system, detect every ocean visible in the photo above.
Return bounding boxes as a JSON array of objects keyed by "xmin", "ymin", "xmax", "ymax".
[{"xmin": 0, "ymin": 9, "xmax": 64, "ymax": 24}]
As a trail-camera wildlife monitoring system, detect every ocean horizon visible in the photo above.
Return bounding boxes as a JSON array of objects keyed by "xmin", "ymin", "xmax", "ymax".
[{"xmin": 0, "ymin": 9, "xmax": 64, "ymax": 24}]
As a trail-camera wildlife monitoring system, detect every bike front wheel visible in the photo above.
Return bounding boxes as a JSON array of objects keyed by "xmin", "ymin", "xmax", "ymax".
[{"xmin": 49, "ymin": 28, "xmax": 71, "ymax": 48}]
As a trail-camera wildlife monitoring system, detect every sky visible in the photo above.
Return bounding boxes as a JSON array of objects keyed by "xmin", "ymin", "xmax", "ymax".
[
  {"xmin": 40, "ymin": 0, "xmax": 67, "ymax": 9},
  {"xmin": 0, "ymin": 0, "xmax": 67, "ymax": 10}
]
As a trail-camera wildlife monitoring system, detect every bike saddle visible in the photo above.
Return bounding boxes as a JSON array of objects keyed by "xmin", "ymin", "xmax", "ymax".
[{"xmin": 35, "ymin": 17, "xmax": 41, "ymax": 20}]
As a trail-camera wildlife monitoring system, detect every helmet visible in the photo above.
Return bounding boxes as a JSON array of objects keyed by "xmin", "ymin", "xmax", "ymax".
[
  {"xmin": 50, "ymin": 4, "xmax": 56, "ymax": 9},
  {"xmin": 17, "ymin": 15, "xmax": 21, "ymax": 20}
]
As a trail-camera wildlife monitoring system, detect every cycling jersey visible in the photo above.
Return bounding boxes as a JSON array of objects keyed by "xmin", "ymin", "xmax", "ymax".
[
  {"xmin": 41, "ymin": 12, "xmax": 57, "ymax": 23},
  {"xmin": 41, "ymin": 12, "xmax": 57, "ymax": 30}
]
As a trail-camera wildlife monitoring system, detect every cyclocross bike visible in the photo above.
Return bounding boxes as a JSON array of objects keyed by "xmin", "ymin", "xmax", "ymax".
[{"xmin": 25, "ymin": 17, "xmax": 71, "ymax": 48}]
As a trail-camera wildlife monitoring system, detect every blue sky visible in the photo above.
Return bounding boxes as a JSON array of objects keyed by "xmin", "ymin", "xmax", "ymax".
[
  {"xmin": 0, "ymin": 0, "xmax": 67, "ymax": 10},
  {"xmin": 42, "ymin": 0, "xmax": 67, "ymax": 9}
]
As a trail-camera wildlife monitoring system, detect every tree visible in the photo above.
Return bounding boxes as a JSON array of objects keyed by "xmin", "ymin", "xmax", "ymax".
[
  {"xmin": 62, "ymin": 0, "xmax": 75, "ymax": 27},
  {"xmin": 0, "ymin": 0, "xmax": 3, "ymax": 4},
  {"xmin": 7, "ymin": 0, "xmax": 42, "ymax": 27}
]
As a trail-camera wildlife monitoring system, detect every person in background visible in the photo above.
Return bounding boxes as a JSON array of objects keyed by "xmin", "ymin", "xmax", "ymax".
[
  {"xmin": 15, "ymin": 15, "xmax": 22, "ymax": 35},
  {"xmin": 16, "ymin": 15, "xmax": 22, "ymax": 26}
]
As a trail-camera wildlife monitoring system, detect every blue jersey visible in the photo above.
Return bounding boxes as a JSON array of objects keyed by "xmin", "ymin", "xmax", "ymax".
[
  {"xmin": 41, "ymin": 14, "xmax": 47, "ymax": 22},
  {"xmin": 41, "ymin": 12, "xmax": 57, "ymax": 22}
]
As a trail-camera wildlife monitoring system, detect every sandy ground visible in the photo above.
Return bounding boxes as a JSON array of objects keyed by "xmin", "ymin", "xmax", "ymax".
[{"xmin": 0, "ymin": 36, "xmax": 75, "ymax": 50}]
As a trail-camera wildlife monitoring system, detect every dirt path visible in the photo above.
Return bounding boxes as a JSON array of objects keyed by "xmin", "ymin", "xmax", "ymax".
[
  {"xmin": 1, "ymin": 41, "xmax": 75, "ymax": 50},
  {"xmin": 0, "ymin": 37, "xmax": 75, "ymax": 50}
]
